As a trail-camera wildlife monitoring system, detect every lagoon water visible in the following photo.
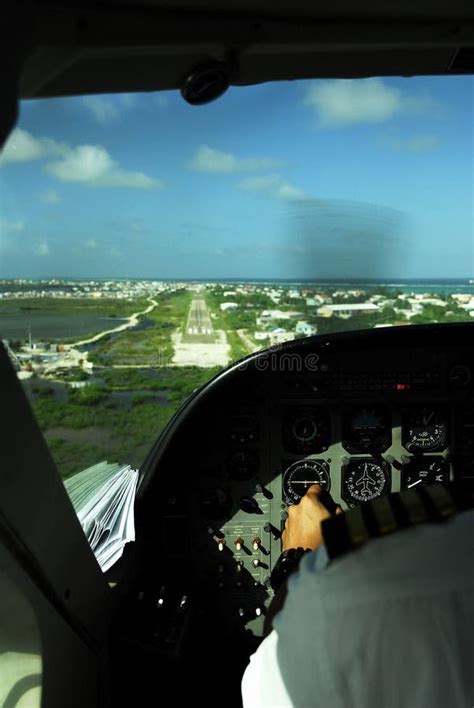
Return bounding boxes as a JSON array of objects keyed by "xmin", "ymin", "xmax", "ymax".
[{"xmin": 0, "ymin": 311, "xmax": 127, "ymax": 341}]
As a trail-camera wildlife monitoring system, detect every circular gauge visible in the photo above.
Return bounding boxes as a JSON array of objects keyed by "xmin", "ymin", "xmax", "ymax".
[
  {"xmin": 342, "ymin": 458, "xmax": 390, "ymax": 505},
  {"xmin": 402, "ymin": 407, "xmax": 448, "ymax": 452},
  {"xmin": 401, "ymin": 456, "xmax": 449, "ymax": 490},
  {"xmin": 283, "ymin": 459, "xmax": 330, "ymax": 505},
  {"xmin": 283, "ymin": 408, "xmax": 331, "ymax": 454},
  {"xmin": 293, "ymin": 417, "xmax": 318, "ymax": 443},
  {"xmin": 228, "ymin": 450, "xmax": 259, "ymax": 480},
  {"xmin": 342, "ymin": 405, "xmax": 391, "ymax": 453},
  {"xmin": 448, "ymin": 364, "xmax": 471, "ymax": 389}
]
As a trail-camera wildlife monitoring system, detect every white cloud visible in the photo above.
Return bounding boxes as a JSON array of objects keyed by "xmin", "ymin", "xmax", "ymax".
[
  {"xmin": 379, "ymin": 134, "xmax": 440, "ymax": 152},
  {"xmin": 303, "ymin": 78, "xmax": 439, "ymax": 127},
  {"xmin": 82, "ymin": 96, "xmax": 120, "ymax": 124},
  {"xmin": 1, "ymin": 128, "xmax": 160, "ymax": 190},
  {"xmin": 45, "ymin": 144, "xmax": 162, "ymax": 189},
  {"xmin": 0, "ymin": 218, "xmax": 25, "ymax": 233},
  {"xmin": 85, "ymin": 239, "xmax": 98, "ymax": 249},
  {"xmin": 35, "ymin": 242, "xmax": 50, "ymax": 256},
  {"xmin": 188, "ymin": 145, "xmax": 284, "ymax": 173},
  {"xmin": 39, "ymin": 188, "xmax": 60, "ymax": 204},
  {"xmin": 82, "ymin": 94, "xmax": 138, "ymax": 123},
  {"xmin": 0, "ymin": 128, "xmax": 64, "ymax": 164},
  {"xmin": 237, "ymin": 174, "xmax": 306, "ymax": 200}
]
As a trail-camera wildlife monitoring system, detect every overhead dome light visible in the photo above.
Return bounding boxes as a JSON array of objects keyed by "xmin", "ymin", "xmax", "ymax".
[{"xmin": 180, "ymin": 60, "xmax": 233, "ymax": 105}]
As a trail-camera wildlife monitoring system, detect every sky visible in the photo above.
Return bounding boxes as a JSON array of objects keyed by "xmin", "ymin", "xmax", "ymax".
[{"xmin": 0, "ymin": 76, "xmax": 473, "ymax": 280}]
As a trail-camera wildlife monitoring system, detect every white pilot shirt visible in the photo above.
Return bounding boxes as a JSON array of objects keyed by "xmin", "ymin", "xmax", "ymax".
[{"xmin": 242, "ymin": 508, "xmax": 474, "ymax": 708}]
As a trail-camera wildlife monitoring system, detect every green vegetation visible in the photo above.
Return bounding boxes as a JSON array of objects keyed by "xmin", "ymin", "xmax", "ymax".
[
  {"xmin": 69, "ymin": 384, "xmax": 108, "ymax": 406},
  {"xmin": 226, "ymin": 330, "xmax": 251, "ymax": 361},
  {"xmin": 31, "ymin": 385, "xmax": 54, "ymax": 398},
  {"xmin": 87, "ymin": 290, "xmax": 192, "ymax": 365},
  {"xmin": 410, "ymin": 303, "xmax": 468, "ymax": 326},
  {"xmin": 204, "ymin": 289, "xmax": 261, "ymax": 359},
  {"xmin": 0, "ymin": 297, "xmax": 147, "ymax": 317},
  {"xmin": 99, "ymin": 365, "xmax": 219, "ymax": 393},
  {"xmin": 206, "ymin": 287, "xmax": 271, "ymax": 332},
  {"xmin": 307, "ymin": 308, "xmax": 401, "ymax": 335},
  {"xmin": 48, "ymin": 438, "xmax": 108, "ymax": 478},
  {"xmin": 207, "ymin": 287, "xmax": 273, "ymax": 310},
  {"xmin": 31, "ymin": 366, "xmax": 220, "ymax": 478},
  {"xmin": 130, "ymin": 392, "xmax": 156, "ymax": 406}
]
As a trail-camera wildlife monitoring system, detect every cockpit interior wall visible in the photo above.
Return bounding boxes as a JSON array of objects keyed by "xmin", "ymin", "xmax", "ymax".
[
  {"xmin": 0, "ymin": 566, "xmax": 42, "ymax": 708},
  {"xmin": 0, "ymin": 3, "xmax": 35, "ymax": 148}
]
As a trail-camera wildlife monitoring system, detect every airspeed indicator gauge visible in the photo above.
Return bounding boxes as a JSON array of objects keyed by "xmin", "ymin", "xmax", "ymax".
[{"xmin": 402, "ymin": 407, "xmax": 448, "ymax": 452}]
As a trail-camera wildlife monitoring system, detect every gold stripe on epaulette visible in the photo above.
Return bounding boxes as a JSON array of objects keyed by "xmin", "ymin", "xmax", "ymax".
[
  {"xmin": 345, "ymin": 505, "xmax": 370, "ymax": 546},
  {"xmin": 422, "ymin": 484, "xmax": 456, "ymax": 519},
  {"xmin": 398, "ymin": 488, "xmax": 428, "ymax": 524},
  {"xmin": 370, "ymin": 495, "xmax": 398, "ymax": 534}
]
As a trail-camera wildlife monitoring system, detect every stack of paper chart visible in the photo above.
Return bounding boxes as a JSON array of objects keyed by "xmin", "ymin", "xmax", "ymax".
[{"xmin": 64, "ymin": 461, "xmax": 139, "ymax": 572}]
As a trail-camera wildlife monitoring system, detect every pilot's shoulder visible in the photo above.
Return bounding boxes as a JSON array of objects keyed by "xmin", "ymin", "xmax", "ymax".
[{"xmin": 321, "ymin": 479, "xmax": 474, "ymax": 563}]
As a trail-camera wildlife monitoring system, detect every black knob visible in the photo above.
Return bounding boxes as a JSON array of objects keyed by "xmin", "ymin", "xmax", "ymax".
[
  {"xmin": 255, "ymin": 481, "xmax": 273, "ymax": 499},
  {"xmin": 239, "ymin": 496, "xmax": 262, "ymax": 514},
  {"xmin": 264, "ymin": 523, "xmax": 281, "ymax": 538}
]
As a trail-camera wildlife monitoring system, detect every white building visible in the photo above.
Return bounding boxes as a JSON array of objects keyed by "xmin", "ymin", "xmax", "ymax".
[
  {"xmin": 220, "ymin": 302, "xmax": 239, "ymax": 311},
  {"xmin": 407, "ymin": 297, "xmax": 447, "ymax": 307},
  {"xmin": 306, "ymin": 296, "xmax": 325, "ymax": 306},
  {"xmin": 317, "ymin": 303, "xmax": 380, "ymax": 319},
  {"xmin": 256, "ymin": 309, "xmax": 304, "ymax": 325},
  {"xmin": 295, "ymin": 321, "xmax": 317, "ymax": 336},
  {"xmin": 458, "ymin": 298, "xmax": 474, "ymax": 311}
]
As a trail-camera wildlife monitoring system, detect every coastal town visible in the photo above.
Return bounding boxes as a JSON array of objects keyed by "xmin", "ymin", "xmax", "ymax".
[
  {"xmin": 1, "ymin": 277, "xmax": 473, "ymax": 477},
  {"xmin": 2, "ymin": 278, "xmax": 474, "ymax": 376}
]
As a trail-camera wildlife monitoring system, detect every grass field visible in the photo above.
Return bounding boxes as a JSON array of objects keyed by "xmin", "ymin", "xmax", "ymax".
[
  {"xmin": 0, "ymin": 297, "xmax": 149, "ymax": 317},
  {"xmin": 86, "ymin": 290, "xmax": 192, "ymax": 365}
]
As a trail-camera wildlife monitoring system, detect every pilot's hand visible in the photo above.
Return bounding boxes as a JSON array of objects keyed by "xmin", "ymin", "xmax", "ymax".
[{"xmin": 282, "ymin": 484, "xmax": 343, "ymax": 552}]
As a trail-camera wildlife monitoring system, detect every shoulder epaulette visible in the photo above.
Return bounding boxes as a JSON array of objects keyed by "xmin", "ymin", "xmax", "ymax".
[{"xmin": 322, "ymin": 479, "xmax": 474, "ymax": 562}]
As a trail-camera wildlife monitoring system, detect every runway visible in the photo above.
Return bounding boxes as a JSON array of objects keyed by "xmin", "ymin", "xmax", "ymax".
[{"xmin": 182, "ymin": 295, "xmax": 216, "ymax": 343}]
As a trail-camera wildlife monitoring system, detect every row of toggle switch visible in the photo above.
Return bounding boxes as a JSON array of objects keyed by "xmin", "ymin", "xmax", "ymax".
[{"xmin": 216, "ymin": 536, "xmax": 262, "ymax": 552}]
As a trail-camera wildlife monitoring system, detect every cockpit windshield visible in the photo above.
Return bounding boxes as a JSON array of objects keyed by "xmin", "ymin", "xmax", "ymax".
[{"xmin": 0, "ymin": 76, "xmax": 473, "ymax": 482}]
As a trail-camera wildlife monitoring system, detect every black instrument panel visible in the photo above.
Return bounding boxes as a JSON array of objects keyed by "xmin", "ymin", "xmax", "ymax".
[{"xmin": 132, "ymin": 324, "xmax": 474, "ymax": 666}]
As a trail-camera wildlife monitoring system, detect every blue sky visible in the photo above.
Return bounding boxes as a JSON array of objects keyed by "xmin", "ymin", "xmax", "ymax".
[{"xmin": 0, "ymin": 76, "xmax": 472, "ymax": 280}]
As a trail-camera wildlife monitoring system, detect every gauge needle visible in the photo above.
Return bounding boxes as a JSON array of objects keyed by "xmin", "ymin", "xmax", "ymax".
[
  {"xmin": 407, "ymin": 479, "xmax": 423, "ymax": 488},
  {"xmin": 291, "ymin": 480, "xmax": 322, "ymax": 484}
]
